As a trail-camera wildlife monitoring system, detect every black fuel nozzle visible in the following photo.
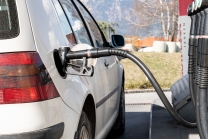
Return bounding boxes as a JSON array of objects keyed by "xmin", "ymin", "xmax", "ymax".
[
  {"xmin": 188, "ymin": 2, "xmax": 197, "ymax": 76},
  {"xmin": 54, "ymin": 47, "xmax": 132, "ymax": 78},
  {"xmin": 188, "ymin": 2, "xmax": 194, "ymax": 16},
  {"xmin": 65, "ymin": 48, "xmax": 111, "ymax": 60},
  {"xmin": 193, "ymin": 0, "xmax": 208, "ymax": 13},
  {"xmin": 199, "ymin": 0, "xmax": 208, "ymax": 11},
  {"xmin": 194, "ymin": 0, "xmax": 199, "ymax": 13},
  {"xmin": 188, "ymin": 2, "xmax": 196, "ymax": 57}
]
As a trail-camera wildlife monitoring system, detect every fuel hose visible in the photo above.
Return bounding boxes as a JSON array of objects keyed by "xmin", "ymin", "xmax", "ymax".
[
  {"xmin": 188, "ymin": 2, "xmax": 197, "ymax": 107},
  {"xmin": 195, "ymin": 9, "xmax": 205, "ymax": 139},
  {"xmin": 188, "ymin": 0, "xmax": 208, "ymax": 138},
  {"xmin": 59, "ymin": 48, "xmax": 197, "ymax": 128},
  {"xmin": 198, "ymin": 3, "xmax": 208, "ymax": 139},
  {"xmin": 188, "ymin": 1, "xmax": 207, "ymax": 138}
]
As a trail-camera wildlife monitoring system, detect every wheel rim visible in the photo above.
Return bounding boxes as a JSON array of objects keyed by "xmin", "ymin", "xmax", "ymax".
[{"xmin": 80, "ymin": 126, "xmax": 90, "ymax": 139}]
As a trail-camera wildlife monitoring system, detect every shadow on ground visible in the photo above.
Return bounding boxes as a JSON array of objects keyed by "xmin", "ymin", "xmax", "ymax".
[
  {"xmin": 150, "ymin": 102, "xmax": 199, "ymax": 139},
  {"xmin": 106, "ymin": 112, "xmax": 150, "ymax": 139}
]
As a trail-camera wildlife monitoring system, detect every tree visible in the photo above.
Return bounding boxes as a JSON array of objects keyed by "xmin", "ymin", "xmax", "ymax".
[
  {"xmin": 97, "ymin": 21, "xmax": 119, "ymax": 40},
  {"xmin": 124, "ymin": 0, "xmax": 178, "ymax": 41}
]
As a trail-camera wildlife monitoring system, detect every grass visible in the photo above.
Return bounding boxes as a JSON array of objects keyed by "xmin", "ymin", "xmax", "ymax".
[{"xmin": 120, "ymin": 52, "xmax": 182, "ymax": 90}]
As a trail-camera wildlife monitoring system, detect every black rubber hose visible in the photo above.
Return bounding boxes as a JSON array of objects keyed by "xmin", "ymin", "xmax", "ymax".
[
  {"xmin": 194, "ymin": 12, "xmax": 201, "ymax": 101},
  {"xmin": 189, "ymin": 74, "xmax": 196, "ymax": 106},
  {"xmin": 194, "ymin": 11, "xmax": 205, "ymax": 139},
  {"xmin": 64, "ymin": 48, "xmax": 197, "ymax": 127},
  {"xmin": 188, "ymin": 2, "xmax": 196, "ymax": 107},
  {"xmin": 198, "ymin": 66, "xmax": 208, "ymax": 139},
  {"xmin": 196, "ymin": 86, "xmax": 205, "ymax": 139},
  {"xmin": 200, "ymin": 0, "xmax": 208, "ymax": 10},
  {"xmin": 198, "ymin": 7, "xmax": 208, "ymax": 139},
  {"xmin": 124, "ymin": 52, "xmax": 197, "ymax": 128},
  {"xmin": 108, "ymin": 49, "xmax": 197, "ymax": 128},
  {"xmin": 199, "ymin": 88, "xmax": 208, "ymax": 139}
]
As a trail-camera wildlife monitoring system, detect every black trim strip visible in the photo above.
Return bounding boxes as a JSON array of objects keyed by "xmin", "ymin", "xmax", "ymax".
[
  {"xmin": 96, "ymin": 86, "xmax": 119, "ymax": 108},
  {"xmin": 0, "ymin": 122, "xmax": 64, "ymax": 139}
]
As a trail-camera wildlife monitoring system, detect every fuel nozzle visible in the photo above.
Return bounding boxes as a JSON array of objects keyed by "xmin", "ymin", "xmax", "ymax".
[
  {"xmin": 65, "ymin": 48, "xmax": 111, "ymax": 60},
  {"xmin": 187, "ymin": 2, "xmax": 193, "ymax": 16},
  {"xmin": 199, "ymin": 0, "xmax": 208, "ymax": 11},
  {"xmin": 53, "ymin": 47, "xmax": 115, "ymax": 77},
  {"xmin": 188, "ymin": 2, "xmax": 196, "ymax": 75}
]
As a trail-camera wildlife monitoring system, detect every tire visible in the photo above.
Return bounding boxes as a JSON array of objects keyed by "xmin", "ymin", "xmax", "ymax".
[
  {"xmin": 77, "ymin": 112, "xmax": 93, "ymax": 139},
  {"xmin": 112, "ymin": 84, "xmax": 125, "ymax": 135}
]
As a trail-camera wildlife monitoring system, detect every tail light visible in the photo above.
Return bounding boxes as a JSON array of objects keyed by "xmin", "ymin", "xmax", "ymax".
[{"xmin": 0, "ymin": 52, "xmax": 60, "ymax": 104}]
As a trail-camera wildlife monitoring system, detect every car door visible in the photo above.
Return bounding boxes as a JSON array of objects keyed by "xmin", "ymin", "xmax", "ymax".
[
  {"xmin": 73, "ymin": 0, "xmax": 121, "ymax": 132},
  {"xmin": 58, "ymin": 0, "xmax": 111, "ymax": 137}
]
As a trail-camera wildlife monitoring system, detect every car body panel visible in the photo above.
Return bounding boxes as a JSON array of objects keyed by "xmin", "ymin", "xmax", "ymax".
[
  {"xmin": 25, "ymin": 0, "xmax": 90, "ymax": 115},
  {"xmin": 0, "ymin": 97, "xmax": 79, "ymax": 139}
]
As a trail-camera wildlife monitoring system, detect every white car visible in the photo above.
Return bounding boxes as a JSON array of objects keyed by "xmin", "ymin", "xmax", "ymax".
[{"xmin": 0, "ymin": 0, "xmax": 125, "ymax": 139}]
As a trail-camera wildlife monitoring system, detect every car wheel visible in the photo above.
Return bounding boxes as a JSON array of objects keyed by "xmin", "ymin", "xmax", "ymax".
[
  {"xmin": 112, "ymin": 83, "xmax": 125, "ymax": 134},
  {"xmin": 77, "ymin": 112, "xmax": 92, "ymax": 139}
]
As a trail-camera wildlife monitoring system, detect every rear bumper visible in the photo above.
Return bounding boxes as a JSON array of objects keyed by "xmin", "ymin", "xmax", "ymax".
[{"xmin": 0, "ymin": 122, "xmax": 64, "ymax": 139}]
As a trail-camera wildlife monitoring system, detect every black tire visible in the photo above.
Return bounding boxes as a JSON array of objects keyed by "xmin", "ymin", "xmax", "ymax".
[
  {"xmin": 112, "ymin": 84, "xmax": 125, "ymax": 135},
  {"xmin": 77, "ymin": 112, "xmax": 93, "ymax": 139}
]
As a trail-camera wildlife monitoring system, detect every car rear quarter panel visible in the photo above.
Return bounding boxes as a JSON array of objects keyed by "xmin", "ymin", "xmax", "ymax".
[{"xmin": 25, "ymin": 0, "xmax": 92, "ymax": 116}]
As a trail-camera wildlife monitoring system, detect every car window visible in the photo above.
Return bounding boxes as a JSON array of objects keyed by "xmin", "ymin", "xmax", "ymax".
[
  {"xmin": 52, "ymin": 0, "xmax": 77, "ymax": 45},
  {"xmin": 0, "ymin": 0, "xmax": 19, "ymax": 39},
  {"xmin": 60, "ymin": 0, "xmax": 92, "ymax": 46},
  {"xmin": 74, "ymin": 1, "xmax": 104, "ymax": 48}
]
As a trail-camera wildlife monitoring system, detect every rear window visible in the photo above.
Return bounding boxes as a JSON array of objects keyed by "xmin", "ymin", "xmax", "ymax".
[{"xmin": 0, "ymin": 0, "xmax": 19, "ymax": 39}]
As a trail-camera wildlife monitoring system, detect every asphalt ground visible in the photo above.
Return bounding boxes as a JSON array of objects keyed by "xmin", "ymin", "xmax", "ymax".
[
  {"xmin": 106, "ymin": 105, "xmax": 151, "ymax": 139},
  {"xmin": 106, "ymin": 92, "xmax": 171, "ymax": 139}
]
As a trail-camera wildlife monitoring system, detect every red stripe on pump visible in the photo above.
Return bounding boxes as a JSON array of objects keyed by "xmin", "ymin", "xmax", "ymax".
[{"xmin": 179, "ymin": 0, "xmax": 193, "ymax": 16}]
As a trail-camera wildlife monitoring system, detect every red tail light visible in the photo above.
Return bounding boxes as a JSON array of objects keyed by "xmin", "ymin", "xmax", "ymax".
[{"xmin": 0, "ymin": 52, "xmax": 60, "ymax": 104}]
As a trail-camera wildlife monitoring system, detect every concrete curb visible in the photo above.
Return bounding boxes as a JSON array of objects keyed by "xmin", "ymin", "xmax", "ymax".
[{"xmin": 125, "ymin": 88, "xmax": 170, "ymax": 94}]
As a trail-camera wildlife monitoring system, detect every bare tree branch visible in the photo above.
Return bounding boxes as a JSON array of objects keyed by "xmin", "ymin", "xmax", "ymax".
[{"xmin": 124, "ymin": 0, "xmax": 178, "ymax": 41}]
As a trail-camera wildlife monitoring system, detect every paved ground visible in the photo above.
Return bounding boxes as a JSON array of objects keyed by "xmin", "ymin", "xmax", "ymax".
[
  {"xmin": 106, "ymin": 92, "xmax": 200, "ymax": 139},
  {"xmin": 106, "ymin": 92, "xmax": 171, "ymax": 139},
  {"xmin": 106, "ymin": 105, "xmax": 151, "ymax": 139},
  {"xmin": 150, "ymin": 99, "xmax": 199, "ymax": 139}
]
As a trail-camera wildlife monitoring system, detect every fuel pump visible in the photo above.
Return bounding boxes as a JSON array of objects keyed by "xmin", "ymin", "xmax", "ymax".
[
  {"xmin": 188, "ymin": 1, "xmax": 205, "ymax": 138},
  {"xmin": 197, "ymin": 0, "xmax": 208, "ymax": 138},
  {"xmin": 188, "ymin": 0, "xmax": 208, "ymax": 138}
]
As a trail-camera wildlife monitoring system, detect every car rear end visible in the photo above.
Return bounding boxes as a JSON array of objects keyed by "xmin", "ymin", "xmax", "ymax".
[{"xmin": 0, "ymin": 0, "xmax": 73, "ymax": 138}]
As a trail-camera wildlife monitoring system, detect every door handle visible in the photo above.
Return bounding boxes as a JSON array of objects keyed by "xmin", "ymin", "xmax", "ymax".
[{"xmin": 104, "ymin": 59, "xmax": 109, "ymax": 67}]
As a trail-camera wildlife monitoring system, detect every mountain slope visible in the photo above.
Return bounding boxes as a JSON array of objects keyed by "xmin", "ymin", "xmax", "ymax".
[
  {"xmin": 80, "ymin": 0, "xmax": 137, "ymax": 35},
  {"xmin": 80, "ymin": 0, "xmax": 163, "ymax": 37}
]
